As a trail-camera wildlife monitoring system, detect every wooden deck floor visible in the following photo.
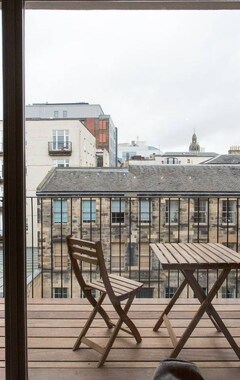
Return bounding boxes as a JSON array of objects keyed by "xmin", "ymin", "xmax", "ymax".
[{"xmin": 0, "ymin": 298, "xmax": 240, "ymax": 379}]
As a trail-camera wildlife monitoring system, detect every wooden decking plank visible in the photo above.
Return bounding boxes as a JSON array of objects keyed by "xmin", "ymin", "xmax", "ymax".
[
  {"xmin": 27, "ymin": 347, "xmax": 240, "ymax": 362},
  {"xmin": 24, "ymin": 336, "xmax": 240, "ymax": 349},
  {"xmin": 25, "ymin": 317, "xmax": 240, "ymax": 329},
  {"xmin": 25, "ymin": 326, "xmax": 240, "ymax": 339},
  {"xmin": 26, "ymin": 361, "xmax": 240, "ymax": 369},
  {"xmin": 0, "ymin": 367, "xmax": 235, "ymax": 380},
  {"xmin": 27, "ymin": 368, "xmax": 157, "ymax": 380},
  {"xmin": 2, "ymin": 298, "xmax": 240, "ymax": 378},
  {"xmin": 26, "ymin": 309, "xmax": 240, "ymax": 320},
  {"xmin": 26, "ymin": 299, "xmax": 240, "ymax": 311}
]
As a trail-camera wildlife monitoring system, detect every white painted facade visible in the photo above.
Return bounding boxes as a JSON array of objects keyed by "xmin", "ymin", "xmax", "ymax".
[
  {"xmin": 26, "ymin": 119, "xmax": 96, "ymax": 196},
  {"xmin": 128, "ymin": 152, "xmax": 218, "ymax": 166},
  {"xmin": 25, "ymin": 119, "xmax": 96, "ymax": 248},
  {"xmin": 0, "ymin": 119, "xmax": 96, "ymax": 249}
]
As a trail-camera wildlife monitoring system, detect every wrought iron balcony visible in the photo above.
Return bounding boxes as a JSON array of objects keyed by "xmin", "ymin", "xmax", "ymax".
[
  {"xmin": 48, "ymin": 141, "xmax": 72, "ymax": 156},
  {"xmin": 13, "ymin": 195, "xmax": 240, "ymax": 300},
  {"xmin": 1, "ymin": 196, "xmax": 240, "ymax": 377}
]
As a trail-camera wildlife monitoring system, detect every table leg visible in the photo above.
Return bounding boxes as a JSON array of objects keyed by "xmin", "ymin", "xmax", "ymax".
[
  {"xmin": 182, "ymin": 269, "xmax": 240, "ymax": 359},
  {"xmin": 153, "ymin": 278, "xmax": 188, "ymax": 331},
  {"xmin": 182, "ymin": 269, "xmax": 221, "ymax": 332},
  {"xmin": 170, "ymin": 268, "xmax": 240, "ymax": 359}
]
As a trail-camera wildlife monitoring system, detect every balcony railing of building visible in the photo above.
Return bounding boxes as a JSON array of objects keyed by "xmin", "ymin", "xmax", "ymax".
[
  {"xmin": 1, "ymin": 195, "xmax": 240, "ymax": 300},
  {"xmin": 48, "ymin": 141, "xmax": 72, "ymax": 156}
]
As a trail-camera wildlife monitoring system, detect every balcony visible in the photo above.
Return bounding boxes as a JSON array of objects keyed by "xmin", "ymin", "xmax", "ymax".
[
  {"xmin": 1, "ymin": 297, "xmax": 240, "ymax": 379},
  {"xmin": 48, "ymin": 141, "xmax": 72, "ymax": 156},
  {"xmin": 19, "ymin": 195, "xmax": 240, "ymax": 299},
  {"xmin": 23, "ymin": 195, "xmax": 240, "ymax": 299},
  {"xmin": 1, "ymin": 194, "xmax": 240, "ymax": 378}
]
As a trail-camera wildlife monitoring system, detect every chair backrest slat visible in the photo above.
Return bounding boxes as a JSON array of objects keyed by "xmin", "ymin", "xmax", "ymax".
[
  {"xmin": 70, "ymin": 237, "xmax": 96, "ymax": 249},
  {"xmin": 72, "ymin": 252, "xmax": 98, "ymax": 266},
  {"xmin": 66, "ymin": 235, "xmax": 116, "ymax": 301},
  {"xmin": 70, "ymin": 245, "xmax": 98, "ymax": 258}
]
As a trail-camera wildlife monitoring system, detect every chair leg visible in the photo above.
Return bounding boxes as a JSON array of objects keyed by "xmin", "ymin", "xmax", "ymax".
[
  {"xmin": 97, "ymin": 295, "xmax": 141, "ymax": 367},
  {"xmin": 84, "ymin": 289, "xmax": 114, "ymax": 329},
  {"xmin": 73, "ymin": 292, "xmax": 107, "ymax": 351},
  {"xmin": 115, "ymin": 295, "xmax": 142, "ymax": 343}
]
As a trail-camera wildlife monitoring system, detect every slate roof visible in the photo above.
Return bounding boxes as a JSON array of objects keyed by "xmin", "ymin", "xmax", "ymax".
[
  {"xmin": 37, "ymin": 165, "xmax": 240, "ymax": 197},
  {"xmin": 203, "ymin": 155, "xmax": 240, "ymax": 165},
  {"xmin": 163, "ymin": 152, "xmax": 218, "ymax": 157},
  {"xmin": 25, "ymin": 103, "xmax": 105, "ymax": 119}
]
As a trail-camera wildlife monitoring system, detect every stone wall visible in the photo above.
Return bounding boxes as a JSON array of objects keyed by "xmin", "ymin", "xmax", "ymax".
[{"xmin": 34, "ymin": 196, "xmax": 240, "ymax": 298}]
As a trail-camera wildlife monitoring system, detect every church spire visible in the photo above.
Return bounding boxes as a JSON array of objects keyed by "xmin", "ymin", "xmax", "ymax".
[{"xmin": 189, "ymin": 131, "xmax": 200, "ymax": 152}]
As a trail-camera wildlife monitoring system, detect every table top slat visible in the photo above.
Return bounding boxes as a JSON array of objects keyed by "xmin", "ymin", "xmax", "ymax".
[
  {"xmin": 150, "ymin": 243, "xmax": 169, "ymax": 265},
  {"xmin": 150, "ymin": 243, "xmax": 240, "ymax": 270},
  {"xmin": 199, "ymin": 244, "xmax": 236, "ymax": 264},
  {"xmin": 156, "ymin": 243, "xmax": 178, "ymax": 264},
  {"xmin": 185, "ymin": 243, "xmax": 219, "ymax": 264},
  {"xmin": 174, "ymin": 243, "xmax": 201, "ymax": 264},
  {"xmin": 178, "ymin": 243, "xmax": 215, "ymax": 265},
  {"xmin": 163, "ymin": 244, "xmax": 189, "ymax": 264},
  {"xmin": 208, "ymin": 243, "xmax": 240, "ymax": 262}
]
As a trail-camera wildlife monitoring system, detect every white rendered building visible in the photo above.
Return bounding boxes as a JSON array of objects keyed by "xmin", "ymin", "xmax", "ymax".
[
  {"xmin": 0, "ymin": 119, "xmax": 96, "ymax": 256},
  {"xmin": 26, "ymin": 119, "xmax": 96, "ymax": 197}
]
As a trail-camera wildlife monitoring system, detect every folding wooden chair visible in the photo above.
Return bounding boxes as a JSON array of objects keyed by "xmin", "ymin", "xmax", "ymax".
[{"xmin": 66, "ymin": 235, "xmax": 144, "ymax": 367}]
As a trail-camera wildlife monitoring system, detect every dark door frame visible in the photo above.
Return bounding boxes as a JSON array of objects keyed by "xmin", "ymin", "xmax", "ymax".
[{"xmin": 2, "ymin": 1, "xmax": 240, "ymax": 379}]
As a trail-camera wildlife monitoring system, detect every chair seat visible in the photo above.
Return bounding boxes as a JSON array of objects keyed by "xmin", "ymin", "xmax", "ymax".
[{"xmin": 88, "ymin": 274, "xmax": 142, "ymax": 299}]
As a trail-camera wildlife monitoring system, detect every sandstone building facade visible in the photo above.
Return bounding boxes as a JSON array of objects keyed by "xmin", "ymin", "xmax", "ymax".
[{"xmin": 35, "ymin": 165, "xmax": 240, "ymax": 299}]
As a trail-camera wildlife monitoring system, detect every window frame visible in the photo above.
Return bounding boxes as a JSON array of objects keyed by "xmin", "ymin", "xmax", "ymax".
[
  {"xmin": 222, "ymin": 199, "xmax": 237, "ymax": 225},
  {"xmin": 82, "ymin": 199, "xmax": 96, "ymax": 223},
  {"xmin": 53, "ymin": 287, "xmax": 69, "ymax": 298},
  {"xmin": 139, "ymin": 243, "xmax": 152, "ymax": 270},
  {"xmin": 222, "ymin": 286, "xmax": 236, "ymax": 298},
  {"xmin": 52, "ymin": 129, "xmax": 69, "ymax": 150},
  {"xmin": 165, "ymin": 286, "xmax": 177, "ymax": 298},
  {"xmin": 139, "ymin": 198, "xmax": 152, "ymax": 224},
  {"xmin": 111, "ymin": 198, "xmax": 125, "ymax": 224},
  {"xmin": 193, "ymin": 198, "xmax": 208, "ymax": 225},
  {"xmin": 111, "ymin": 242, "xmax": 125, "ymax": 271},
  {"xmin": 53, "ymin": 199, "xmax": 68, "ymax": 223},
  {"xmin": 165, "ymin": 199, "xmax": 179, "ymax": 225},
  {"xmin": 53, "ymin": 158, "xmax": 70, "ymax": 167}
]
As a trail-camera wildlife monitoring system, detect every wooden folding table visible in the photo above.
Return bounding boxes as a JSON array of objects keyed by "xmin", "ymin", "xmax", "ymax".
[{"xmin": 150, "ymin": 242, "xmax": 240, "ymax": 359}]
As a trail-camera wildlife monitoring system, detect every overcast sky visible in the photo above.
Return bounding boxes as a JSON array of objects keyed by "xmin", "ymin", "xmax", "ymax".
[{"xmin": 24, "ymin": 10, "xmax": 240, "ymax": 154}]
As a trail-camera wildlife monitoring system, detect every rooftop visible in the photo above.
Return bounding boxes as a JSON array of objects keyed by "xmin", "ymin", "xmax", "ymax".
[
  {"xmin": 37, "ymin": 165, "xmax": 240, "ymax": 197},
  {"xmin": 203, "ymin": 155, "xmax": 240, "ymax": 165},
  {"xmin": 25, "ymin": 102, "xmax": 105, "ymax": 119},
  {"xmin": 163, "ymin": 152, "xmax": 218, "ymax": 157}
]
